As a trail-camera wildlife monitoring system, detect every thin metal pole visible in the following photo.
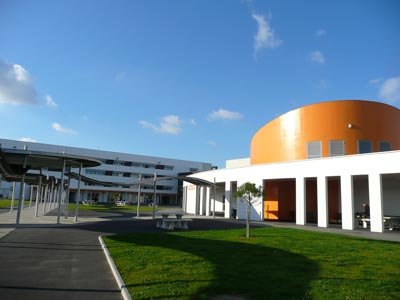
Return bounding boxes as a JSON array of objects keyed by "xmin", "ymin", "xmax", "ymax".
[
  {"xmin": 74, "ymin": 163, "xmax": 82, "ymax": 222},
  {"xmin": 21, "ymin": 182, "xmax": 25, "ymax": 209},
  {"xmin": 10, "ymin": 182, "xmax": 16, "ymax": 212},
  {"xmin": 137, "ymin": 174, "xmax": 141, "ymax": 218},
  {"xmin": 35, "ymin": 176, "xmax": 42, "ymax": 217},
  {"xmin": 29, "ymin": 185, "xmax": 34, "ymax": 207},
  {"xmin": 64, "ymin": 178, "xmax": 71, "ymax": 219},
  {"xmin": 56, "ymin": 158, "xmax": 66, "ymax": 224},
  {"xmin": 16, "ymin": 156, "xmax": 27, "ymax": 225},
  {"xmin": 42, "ymin": 184, "xmax": 48, "ymax": 214},
  {"xmin": 152, "ymin": 172, "xmax": 157, "ymax": 219},
  {"xmin": 213, "ymin": 177, "xmax": 216, "ymax": 219},
  {"xmin": 49, "ymin": 180, "xmax": 54, "ymax": 211}
]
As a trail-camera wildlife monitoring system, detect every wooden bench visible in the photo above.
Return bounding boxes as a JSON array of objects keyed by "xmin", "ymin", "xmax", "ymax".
[{"xmin": 115, "ymin": 201, "xmax": 127, "ymax": 206}]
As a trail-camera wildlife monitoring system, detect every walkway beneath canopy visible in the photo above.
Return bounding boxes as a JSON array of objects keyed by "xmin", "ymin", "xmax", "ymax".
[{"xmin": 0, "ymin": 147, "xmax": 101, "ymax": 225}]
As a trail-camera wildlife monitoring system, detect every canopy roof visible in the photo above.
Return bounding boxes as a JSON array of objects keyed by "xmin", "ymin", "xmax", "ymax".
[
  {"xmin": 66, "ymin": 173, "xmax": 218, "ymax": 189},
  {"xmin": 0, "ymin": 173, "xmax": 54, "ymax": 185},
  {"xmin": 66, "ymin": 172, "xmax": 132, "ymax": 188},
  {"xmin": 0, "ymin": 148, "xmax": 101, "ymax": 176}
]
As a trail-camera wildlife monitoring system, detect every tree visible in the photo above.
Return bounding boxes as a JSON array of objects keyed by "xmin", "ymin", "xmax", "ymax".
[{"xmin": 235, "ymin": 182, "xmax": 263, "ymax": 238}]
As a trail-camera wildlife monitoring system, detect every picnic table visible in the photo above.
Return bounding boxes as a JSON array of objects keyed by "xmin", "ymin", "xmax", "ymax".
[
  {"xmin": 156, "ymin": 210, "xmax": 192, "ymax": 230},
  {"xmin": 360, "ymin": 216, "xmax": 400, "ymax": 231}
]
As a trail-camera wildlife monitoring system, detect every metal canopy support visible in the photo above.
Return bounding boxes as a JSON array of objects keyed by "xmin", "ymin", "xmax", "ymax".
[
  {"xmin": 64, "ymin": 177, "xmax": 71, "ymax": 219},
  {"xmin": 42, "ymin": 183, "xmax": 48, "ymax": 214},
  {"xmin": 16, "ymin": 156, "xmax": 27, "ymax": 225},
  {"xmin": 152, "ymin": 172, "xmax": 157, "ymax": 219},
  {"xmin": 29, "ymin": 185, "xmax": 34, "ymax": 207},
  {"xmin": 35, "ymin": 176, "xmax": 42, "ymax": 217},
  {"xmin": 213, "ymin": 177, "xmax": 216, "ymax": 219},
  {"xmin": 10, "ymin": 182, "xmax": 16, "ymax": 213},
  {"xmin": 136, "ymin": 174, "xmax": 141, "ymax": 218},
  {"xmin": 74, "ymin": 163, "xmax": 82, "ymax": 222},
  {"xmin": 56, "ymin": 158, "xmax": 66, "ymax": 224}
]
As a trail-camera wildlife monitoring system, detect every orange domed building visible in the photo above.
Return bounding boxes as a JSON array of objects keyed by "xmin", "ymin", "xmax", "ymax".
[{"xmin": 251, "ymin": 100, "xmax": 400, "ymax": 164}]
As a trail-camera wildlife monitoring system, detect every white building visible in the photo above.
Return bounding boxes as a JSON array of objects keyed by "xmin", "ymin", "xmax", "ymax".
[
  {"xmin": 183, "ymin": 100, "xmax": 400, "ymax": 233},
  {"xmin": 0, "ymin": 138, "xmax": 212, "ymax": 205}
]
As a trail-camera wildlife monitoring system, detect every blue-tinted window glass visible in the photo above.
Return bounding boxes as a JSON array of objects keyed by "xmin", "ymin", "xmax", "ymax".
[
  {"xmin": 379, "ymin": 142, "xmax": 391, "ymax": 152},
  {"xmin": 358, "ymin": 141, "xmax": 372, "ymax": 154}
]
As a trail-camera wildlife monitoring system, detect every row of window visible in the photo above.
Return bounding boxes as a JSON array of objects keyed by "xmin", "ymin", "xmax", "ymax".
[
  {"xmin": 98, "ymin": 159, "xmax": 174, "ymax": 170},
  {"xmin": 85, "ymin": 169, "xmax": 156, "ymax": 179},
  {"xmin": 307, "ymin": 140, "xmax": 391, "ymax": 159},
  {"xmin": 84, "ymin": 183, "xmax": 173, "ymax": 191}
]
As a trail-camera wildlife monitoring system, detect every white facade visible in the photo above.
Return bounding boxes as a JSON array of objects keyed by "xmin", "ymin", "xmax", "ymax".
[
  {"xmin": 183, "ymin": 150, "xmax": 400, "ymax": 233},
  {"xmin": 0, "ymin": 138, "xmax": 212, "ymax": 204}
]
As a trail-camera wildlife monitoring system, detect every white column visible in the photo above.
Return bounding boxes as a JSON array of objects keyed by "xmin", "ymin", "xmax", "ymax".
[
  {"xmin": 199, "ymin": 186, "xmax": 205, "ymax": 215},
  {"xmin": 369, "ymin": 173, "xmax": 384, "ymax": 233},
  {"xmin": 296, "ymin": 177, "xmax": 306, "ymax": 225},
  {"xmin": 340, "ymin": 174, "xmax": 354, "ymax": 230},
  {"xmin": 317, "ymin": 176, "xmax": 328, "ymax": 228},
  {"xmin": 224, "ymin": 182, "xmax": 231, "ymax": 218},
  {"xmin": 205, "ymin": 187, "xmax": 211, "ymax": 216}
]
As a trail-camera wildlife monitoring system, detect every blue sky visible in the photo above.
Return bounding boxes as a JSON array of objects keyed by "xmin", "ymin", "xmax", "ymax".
[{"xmin": 0, "ymin": 0, "xmax": 399, "ymax": 167}]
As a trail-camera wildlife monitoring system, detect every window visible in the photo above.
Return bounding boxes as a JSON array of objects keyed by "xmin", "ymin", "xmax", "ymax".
[
  {"xmin": 329, "ymin": 140, "xmax": 345, "ymax": 157},
  {"xmin": 379, "ymin": 142, "xmax": 391, "ymax": 152},
  {"xmin": 307, "ymin": 141, "xmax": 322, "ymax": 159},
  {"xmin": 358, "ymin": 140, "xmax": 372, "ymax": 154},
  {"xmin": 105, "ymin": 159, "xmax": 114, "ymax": 165},
  {"xmin": 105, "ymin": 171, "xmax": 113, "ymax": 176},
  {"xmin": 85, "ymin": 169, "xmax": 105, "ymax": 176},
  {"xmin": 155, "ymin": 164, "xmax": 165, "ymax": 170},
  {"xmin": 124, "ymin": 161, "xmax": 132, "ymax": 167}
]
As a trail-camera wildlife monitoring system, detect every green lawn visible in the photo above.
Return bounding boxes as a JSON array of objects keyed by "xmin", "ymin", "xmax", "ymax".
[
  {"xmin": 0, "ymin": 198, "xmax": 31, "ymax": 209},
  {"xmin": 104, "ymin": 227, "xmax": 400, "ymax": 300}
]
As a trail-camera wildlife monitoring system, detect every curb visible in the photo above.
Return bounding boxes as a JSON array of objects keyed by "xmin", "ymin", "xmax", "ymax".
[{"xmin": 98, "ymin": 236, "xmax": 132, "ymax": 300}]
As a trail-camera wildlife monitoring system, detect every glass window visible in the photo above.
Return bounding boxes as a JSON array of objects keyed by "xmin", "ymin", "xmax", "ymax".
[
  {"xmin": 358, "ymin": 140, "xmax": 372, "ymax": 154},
  {"xmin": 307, "ymin": 141, "xmax": 322, "ymax": 159},
  {"xmin": 379, "ymin": 142, "xmax": 391, "ymax": 152},
  {"xmin": 329, "ymin": 140, "xmax": 345, "ymax": 157}
]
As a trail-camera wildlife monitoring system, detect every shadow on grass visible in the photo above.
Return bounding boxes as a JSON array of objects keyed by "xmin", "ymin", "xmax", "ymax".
[{"xmin": 106, "ymin": 232, "xmax": 319, "ymax": 299}]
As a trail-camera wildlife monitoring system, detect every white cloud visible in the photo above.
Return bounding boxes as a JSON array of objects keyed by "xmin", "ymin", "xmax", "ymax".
[
  {"xmin": 19, "ymin": 137, "xmax": 37, "ymax": 143},
  {"xmin": 308, "ymin": 51, "xmax": 325, "ymax": 64},
  {"xmin": 379, "ymin": 76, "xmax": 400, "ymax": 103},
  {"xmin": 0, "ymin": 60, "xmax": 37, "ymax": 105},
  {"xmin": 369, "ymin": 78, "xmax": 383, "ymax": 85},
  {"xmin": 207, "ymin": 140, "xmax": 217, "ymax": 146},
  {"xmin": 208, "ymin": 108, "xmax": 243, "ymax": 121},
  {"xmin": 315, "ymin": 29, "xmax": 326, "ymax": 37},
  {"xmin": 252, "ymin": 13, "xmax": 282, "ymax": 56},
  {"xmin": 52, "ymin": 122, "xmax": 78, "ymax": 135},
  {"xmin": 189, "ymin": 118, "xmax": 196, "ymax": 126},
  {"xmin": 82, "ymin": 115, "xmax": 88, "ymax": 121},
  {"xmin": 45, "ymin": 94, "xmax": 57, "ymax": 108},
  {"xmin": 139, "ymin": 115, "xmax": 182, "ymax": 135}
]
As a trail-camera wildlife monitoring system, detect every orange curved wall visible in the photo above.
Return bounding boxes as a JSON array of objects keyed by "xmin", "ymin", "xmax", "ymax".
[{"xmin": 250, "ymin": 100, "xmax": 400, "ymax": 164}]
